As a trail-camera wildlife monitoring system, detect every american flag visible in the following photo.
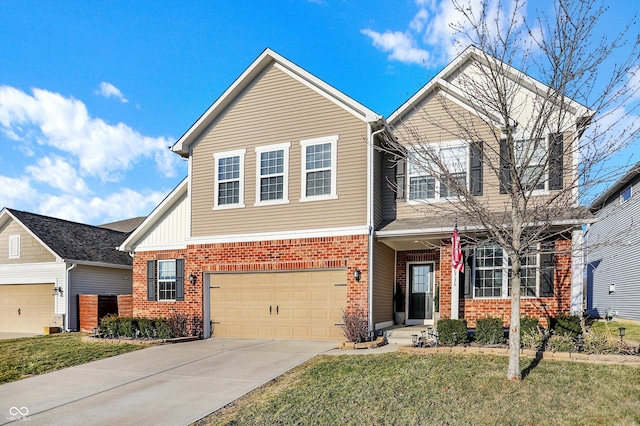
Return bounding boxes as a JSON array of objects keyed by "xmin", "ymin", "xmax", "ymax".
[{"xmin": 452, "ymin": 226, "xmax": 464, "ymax": 273}]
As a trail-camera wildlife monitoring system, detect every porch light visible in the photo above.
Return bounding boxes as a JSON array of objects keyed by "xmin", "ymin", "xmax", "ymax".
[
  {"xmin": 353, "ymin": 268, "xmax": 361, "ymax": 283},
  {"xmin": 52, "ymin": 286, "xmax": 63, "ymax": 296},
  {"xmin": 189, "ymin": 273, "xmax": 197, "ymax": 285},
  {"xmin": 619, "ymin": 327, "xmax": 626, "ymax": 341}
]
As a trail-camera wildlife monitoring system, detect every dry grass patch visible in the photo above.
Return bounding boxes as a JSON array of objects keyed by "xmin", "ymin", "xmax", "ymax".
[
  {"xmin": 591, "ymin": 319, "xmax": 640, "ymax": 344},
  {"xmin": 196, "ymin": 353, "xmax": 640, "ymax": 425},
  {"xmin": 0, "ymin": 333, "xmax": 142, "ymax": 384}
]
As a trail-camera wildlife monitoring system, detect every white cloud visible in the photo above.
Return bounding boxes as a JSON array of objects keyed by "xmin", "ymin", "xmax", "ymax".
[
  {"xmin": 0, "ymin": 175, "xmax": 37, "ymax": 208},
  {"xmin": 0, "ymin": 85, "xmax": 180, "ymax": 182},
  {"xmin": 360, "ymin": 29, "xmax": 429, "ymax": 65},
  {"xmin": 96, "ymin": 82, "xmax": 128, "ymax": 103},
  {"xmin": 38, "ymin": 187, "xmax": 168, "ymax": 224},
  {"xmin": 26, "ymin": 156, "xmax": 90, "ymax": 194}
]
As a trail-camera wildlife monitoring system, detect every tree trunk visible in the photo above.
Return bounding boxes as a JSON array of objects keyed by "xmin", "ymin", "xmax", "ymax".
[{"xmin": 508, "ymin": 258, "xmax": 522, "ymax": 380}]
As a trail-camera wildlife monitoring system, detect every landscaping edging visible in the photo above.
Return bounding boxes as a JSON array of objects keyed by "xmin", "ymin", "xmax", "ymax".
[
  {"xmin": 81, "ymin": 335, "xmax": 201, "ymax": 346},
  {"xmin": 338, "ymin": 337, "xmax": 386, "ymax": 350},
  {"xmin": 398, "ymin": 346, "xmax": 640, "ymax": 366}
]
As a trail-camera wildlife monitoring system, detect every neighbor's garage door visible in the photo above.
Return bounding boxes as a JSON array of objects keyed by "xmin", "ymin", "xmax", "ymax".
[
  {"xmin": 0, "ymin": 284, "xmax": 54, "ymax": 333},
  {"xmin": 210, "ymin": 270, "xmax": 347, "ymax": 340}
]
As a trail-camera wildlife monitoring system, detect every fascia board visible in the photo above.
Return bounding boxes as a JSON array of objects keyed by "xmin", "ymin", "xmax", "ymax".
[
  {"xmin": 173, "ymin": 48, "xmax": 381, "ymax": 156},
  {"xmin": 64, "ymin": 259, "xmax": 132, "ymax": 270},
  {"xmin": 1, "ymin": 209, "xmax": 62, "ymax": 262},
  {"xmin": 119, "ymin": 178, "xmax": 188, "ymax": 252}
]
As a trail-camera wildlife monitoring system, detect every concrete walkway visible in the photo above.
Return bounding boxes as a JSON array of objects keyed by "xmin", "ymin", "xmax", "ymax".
[{"xmin": 0, "ymin": 338, "xmax": 336, "ymax": 426}]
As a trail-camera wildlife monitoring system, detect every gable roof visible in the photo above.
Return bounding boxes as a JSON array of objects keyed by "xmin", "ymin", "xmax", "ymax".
[
  {"xmin": 388, "ymin": 45, "xmax": 592, "ymax": 128},
  {"xmin": 590, "ymin": 161, "xmax": 640, "ymax": 212},
  {"xmin": 172, "ymin": 48, "xmax": 382, "ymax": 157},
  {"xmin": 99, "ymin": 216, "xmax": 146, "ymax": 233},
  {"xmin": 0, "ymin": 208, "xmax": 132, "ymax": 266}
]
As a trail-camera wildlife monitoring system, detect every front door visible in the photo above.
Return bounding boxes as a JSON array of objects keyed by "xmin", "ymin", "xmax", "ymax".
[{"xmin": 408, "ymin": 263, "xmax": 433, "ymax": 321}]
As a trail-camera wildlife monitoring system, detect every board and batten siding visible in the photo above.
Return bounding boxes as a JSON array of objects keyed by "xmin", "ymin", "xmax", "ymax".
[
  {"xmin": 390, "ymin": 93, "xmax": 575, "ymax": 220},
  {"xmin": 68, "ymin": 264, "xmax": 133, "ymax": 330},
  {"xmin": 0, "ymin": 219, "xmax": 56, "ymax": 264},
  {"xmin": 190, "ymin": 63, "xmax": 369, "ymax": 237},
  {"xmin": 372, "ymin": 240, "xmax": 395, "ymax": 327},
  {"xmin": 135, "ymin": 191, "xmax": 188, "ymax": 250},
  {"xmin": 587, "ymin": 178, "xmax": 640, "ymax": 321}
]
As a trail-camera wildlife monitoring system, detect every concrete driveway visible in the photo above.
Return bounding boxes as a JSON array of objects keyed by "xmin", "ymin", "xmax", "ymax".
[{"xmin": 0, "ymin": 338, "xmax": 337, "ymax": 425}]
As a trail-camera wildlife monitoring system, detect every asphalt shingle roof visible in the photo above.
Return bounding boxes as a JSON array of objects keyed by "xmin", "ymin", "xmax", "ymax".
[
  {"xmin": 8, "ymin": 209, "xmax": 132, "ymax": 266},
  {"xmin": 99, "ymin": 216, "xmax": 146, "ymax": 233}
]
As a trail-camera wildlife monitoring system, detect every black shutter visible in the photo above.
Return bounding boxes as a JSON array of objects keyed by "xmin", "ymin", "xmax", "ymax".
[
  {"xmin": 499, "ymin": 139, "xmax": 511, "ymax": 194},
  {"xmin": 396, "ymin": 157, "xmax": 406, "ymax": 200},
  {"xmin": 147, "ymin": 260, "xmax": 156, "ymax": 301},
  {"xmin": 540, "ymin": 243, "xmax": 555, "ymax": 297},
  {"xmin": 470, "ymin": 141, "xmax": 483, "ymax": 196},
  {"xmin": 463, "ymin": 249, "xmax": 474, "ymax": 299},
  {"xmin": 175, "ymin": 258, "xmax": 185, "ymax": 301},
  {"xmin": 549, "ymin": 133, "xmax": 563, "ymax": 190}
]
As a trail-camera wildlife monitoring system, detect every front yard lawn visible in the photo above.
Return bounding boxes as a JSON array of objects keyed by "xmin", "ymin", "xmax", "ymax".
[
  {"xmin": 0, "ymin": 333, "xmax": 142, "ymax": 385},
  {"xmin": 198, "ymin": 353, "xmax": 640, "ymax": 425}
]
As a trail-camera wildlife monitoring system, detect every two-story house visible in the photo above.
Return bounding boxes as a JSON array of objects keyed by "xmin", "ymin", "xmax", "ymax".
[{"xmin": 120, "ymin": 47, "xmax": 591, "ymax": 339}]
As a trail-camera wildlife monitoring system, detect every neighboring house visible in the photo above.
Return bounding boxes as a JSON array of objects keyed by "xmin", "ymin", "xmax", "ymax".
[
  {"xmin": 0, "ymin": 208, "xmax": 134, "ymax": 333},
  {"xmin": 120, "ymin": 47, "xmax": 591, "ymax": 340},
  {"xmin": 587, "ymin": 162, "xmax": 640, "ymax": 321},
  {"xmin": 99, "ymin": 216, "xmax": 146, "ymax": 233}
]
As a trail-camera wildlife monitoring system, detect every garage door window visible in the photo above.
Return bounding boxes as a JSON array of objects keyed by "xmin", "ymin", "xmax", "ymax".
[{"xmin": 147, "ymin": 259, "xmax": 185, "ymax": 301}]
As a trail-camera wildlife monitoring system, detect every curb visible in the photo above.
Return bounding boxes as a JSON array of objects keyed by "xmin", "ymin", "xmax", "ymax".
[{"xmin": 81, "ymin": 335, "xmax": 201, "ymax": 346}]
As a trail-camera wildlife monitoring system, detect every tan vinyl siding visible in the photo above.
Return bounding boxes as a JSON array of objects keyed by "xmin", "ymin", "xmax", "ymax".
[
  {"xmin": 390, "ymin": 93, "xmax": 575, "ymax": 220},
  {"xmin": 381, "ymin": 151, "xmax": 397, "ymax": 222},
  {"xmin": 372, "ymin": 240, "xmax": 395, "ymax": 326},
  {"xmin": 0, "ymin": 220, "xmax": 56, "ymax": 264},
  {"xmin": 373, "ymin": 145, "xmax": 383, "ymax": 227},
  {"xmin": 191, "ymin": 64, "xmax": 368, "ymax": 237}
]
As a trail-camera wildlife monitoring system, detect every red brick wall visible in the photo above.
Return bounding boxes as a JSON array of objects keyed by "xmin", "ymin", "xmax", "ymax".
[
  {"xmin": 399, "ymin": 238, "xmax": 573, "ymax": 328},
  {"xmin": 132, "ymin": 235, "xmax": 370, "ymax": 335}
]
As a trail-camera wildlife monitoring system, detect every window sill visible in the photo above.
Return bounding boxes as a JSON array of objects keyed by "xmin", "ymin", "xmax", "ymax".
[
  {"xmin": 254, "ymin": 199, "xmax": 290, "ymax": 207},
  {"xmin": 213, "ymin": 203, "xmax": 246, "ymax": 211},
  {"xmin": 299, "ymin": 194, "xmax": 338, "ymax": 203}
]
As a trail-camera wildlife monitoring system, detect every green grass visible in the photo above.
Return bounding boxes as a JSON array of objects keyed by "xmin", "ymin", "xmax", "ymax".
[
  {"xmin": 590, "ymin": 319, "xmax": 640, "ymax": 343},
  {"xmin": 0, "ymin": 333, "xmax": 143, "ymax": 384},
  {"xmin": 197, "ymin": 353, "xmax": 640, "ymax": 426}
]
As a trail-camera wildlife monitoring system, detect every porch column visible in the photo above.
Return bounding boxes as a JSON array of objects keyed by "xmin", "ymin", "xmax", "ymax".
[
  {"xmin": 570, "ymin": 228, "xmax": 584, "ymax": 315},
  {"xmin": 450, "ymin": 267, "xmax": 459, "ymax": 319}
]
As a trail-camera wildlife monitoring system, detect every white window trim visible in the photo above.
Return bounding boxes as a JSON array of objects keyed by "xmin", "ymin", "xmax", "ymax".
[
  {"xmin": 213, "ymin": 149, "xmax": 246, "ymax": 210},
  {"xmin": 620, "ymin": 185, "xmax": 632, "ymax": 204},
  {"xmin": 406, "ymin": 140, "xmax": 469, "ymax": 204},
  {"xmin": 9, "ymin": 234, "xmax": 20, "ymax": 259},
  {"xmin": 472, "ymin": 244, "xmax": 540, "ymax": 299},
  {"xmin": 255, "ymin": 142, "xmax": 290, "ymax": 206},
  {"xmin": 300, "ymin": 135, "xmax": 339, "ymax": 202},
  {"xmin": 157, "ymin": 259, "xmax": 177, "ymax": 302}
]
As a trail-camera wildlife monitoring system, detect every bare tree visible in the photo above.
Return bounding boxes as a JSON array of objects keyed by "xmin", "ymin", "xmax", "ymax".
[{"xmin": 382, "ymin": 0, "xmax": 639, "ymax": 380}]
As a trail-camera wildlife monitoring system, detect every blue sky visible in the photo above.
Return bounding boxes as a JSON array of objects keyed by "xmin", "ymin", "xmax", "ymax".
[{"xmin": 1, "ymin": 0, "xmax": 638, "ymax": 225}]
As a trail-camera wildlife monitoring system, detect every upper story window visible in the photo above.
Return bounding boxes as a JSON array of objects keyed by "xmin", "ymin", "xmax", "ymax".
[
  {"xmin": 620, "ymin": 186, "xmax": 632, "ymax": 204},
  {"xmin": 214, "ymin": 149, "xmax": 246, "ymax": 209},
  {"xmin": 515, "ymin": 139, "xmax": 547, "ymax": 191},
  {"xmin": 255, "ymin": 143, "xmax": 290, "ymax": 206},
  {"xmin": 300, "ymin": 135, "xmax": 338, "ymax": 202},
  {"xmin": 9, "ymin": 234, "xmax": 20, "ymax": 259},
  {"xmin": 408, "ymin": 143, "xmax": 468, "ymax": 202}
]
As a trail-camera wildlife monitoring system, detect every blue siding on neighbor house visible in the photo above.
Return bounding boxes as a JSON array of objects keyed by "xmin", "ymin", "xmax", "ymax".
[{"xmin": 587, "ymin": 178, "xmax": 640, "ymax": 321}]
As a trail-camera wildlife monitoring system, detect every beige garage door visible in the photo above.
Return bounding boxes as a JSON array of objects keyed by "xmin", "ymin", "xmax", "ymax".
[
  {"xmin": 210, "ymin": 270, "xmax": 347, "ymax": 340},
  {"xmin": 0, "ymin": 284, "xmax": 55, "ymax": 333}
]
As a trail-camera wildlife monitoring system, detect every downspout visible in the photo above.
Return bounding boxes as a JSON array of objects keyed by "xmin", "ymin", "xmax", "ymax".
[
  {"xmin": 65, "ymin": 262, "xmax": 77, "ymax": 332},
  {"xmin": 368, "ymin": 122, "xmax": 387, "ymax": 334}
]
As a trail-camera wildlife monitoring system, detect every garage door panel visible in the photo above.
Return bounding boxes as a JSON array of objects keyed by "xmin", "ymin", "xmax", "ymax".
[
  {"xmin": 210, "ymin": 270, "xmax": 347, "ymax": 340},
  {"xmin": 0, "ymin": 284, "xmax": 55, "ymax": 334}
]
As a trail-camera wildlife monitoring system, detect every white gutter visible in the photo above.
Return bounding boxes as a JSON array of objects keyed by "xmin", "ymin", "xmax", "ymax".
[{"xmin": 65, "ymin": 262, "xmax": 77, "ymax": 332}]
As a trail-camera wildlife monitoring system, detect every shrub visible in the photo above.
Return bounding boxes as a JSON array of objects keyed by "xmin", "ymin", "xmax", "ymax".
[
  {"xmin": 550, "ymin": 315, "xmax": 582, "ymax": 337},
  {"xmin": 99, "ymin": 314, "xmax": 120, "ymax": 338},
  {"xmin": 521, "ymin": 327, "xmax": 546, "ymax": 351},
  {"xmin": 475, "ymin": 317, "xmax": 505, "ymax": 345},
  {"xmin": 341, "ymin": 308, "xmax": 369, "ymax": 343},
  {"xmin": 437, "ymin": 318, "xmax": 467, "ymax": 346},
  {"xmin": 155, "ymin": 319, "xmax": 171, "ymax": 339},
  {"xmin": 546, "ymin": 333, "xmax": 577, "ymax": 352},
  {"xmin": 520, "ymin": 316, "xmax": 540, "ymax": 339},
  {"xmin": 168, "ymin": 311, "xmax": 189, "ymax": 337},
  {"xmin": 117, "ymin": 317, "xmax": 134, "ymax": 338}
]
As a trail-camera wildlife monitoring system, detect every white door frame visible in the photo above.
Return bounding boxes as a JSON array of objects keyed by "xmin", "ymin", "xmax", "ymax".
[{"xmin": 405, "ymin": 261, "xmax": 435, "ymax": 326}]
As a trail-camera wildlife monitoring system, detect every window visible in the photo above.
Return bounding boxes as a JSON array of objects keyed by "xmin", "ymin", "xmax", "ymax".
[
  {"xmin": 621, "ymin": 186, "xmax": 632, "ymax": 204},
  {"xmin": 158, "ymin": 260, "xmax": 177, "ymax": 301},
  {"xmin": 408, "ymin": 143, "xmax": 468, "ymax": 201},
  {"xmin": 147, "ymin": 259, "xmax": 185, "ymax": 302},
  {"xmin": 9, "ymin": 235, "xmax": 20, "ymax": 259},
  {"xmin": 214, "ymin": 149, "xmax": 246, "ymax": 209},
  {"xmin": 515, "ymin": 139, "xmax": 546, "ymax": 191},
  {"xmin": 300, "ymin": 135, "xmax": 338, "ymax": 202},
  {"xmin": 474, "ymin": 244, "xmax": 541, "ymax": 298},
  {"xmin": 255, "ymin": 143, "xmax": 290, "ymax": 205}
]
